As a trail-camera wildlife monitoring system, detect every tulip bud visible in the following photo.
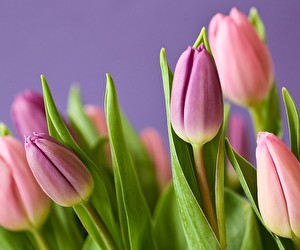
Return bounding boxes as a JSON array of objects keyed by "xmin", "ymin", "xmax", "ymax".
[
  {"xmin": 0, "ymin": 136, "xmax": 50, "ymax": 231},
  {"xmin": 208, "ymin": 7, "xmax": 273, "ymax": 107},
  {"xmin": 11, "ymin": 90, "xmax": 48, "ymax": 138},
  {"xmin": 170, "ymin": 45, "xmax": 223, "ymax": 145},
  {"xmin": 140, "ymin": 127, "xmax": 171, "ymax": 188},
  {"xmin": 257, "ymin": 132, "xmax": 300, "ymax": 239},
  {"xmin": 25, "ymin": 133, "xmax": 94, "ymax": 207}
]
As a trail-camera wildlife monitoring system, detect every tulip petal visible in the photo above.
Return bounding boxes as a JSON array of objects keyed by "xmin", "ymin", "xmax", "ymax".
[
  {"xmin": 264, "ymin": 134, "xmax": 300, "ymax": 238},
  {"xmin": 184, "ymin": 48, "xmax": 223, "ymax": 144},
  {"xmin": 170, "ymin": 47, "xmax": 194, "ymax": 142},
  {"xmin": 257, "ymin": 136, "xmax": 292, "ymax": 238}
]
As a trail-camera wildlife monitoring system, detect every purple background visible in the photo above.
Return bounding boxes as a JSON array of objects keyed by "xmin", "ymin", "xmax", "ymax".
[{"xmin": 1, "ymin": 1, "xmax": 299, "ymax": 150}]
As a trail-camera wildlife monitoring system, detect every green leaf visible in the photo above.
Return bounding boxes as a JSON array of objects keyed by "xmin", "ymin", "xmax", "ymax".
[
  {"xmin": 193, "ymin": 27, "xmax": 212, "ymax": 54},
  {"xmin": 73, "ymin": 205, "xmax": 112, "ymax": 250},
  {"xmin": 282, "ymin": 87, "xmax": 300, "ymax": 160},
  {"xmin": 67, "ymin": 86, "xmax": 112, "ymax": 169},
  {"xmin": 105, "ymin": 74, "xmax": 156, "ymax": 250},
  {"xmin": 67, "ymin": 86, "xmax": 101, "ymax": 148},
  {"xmin": 0, "ymin": 123, "xmax": 12, "ymax": 136},
  {"xmin": 153, "ymin": 183, "xmax": 187, "ymax": 250},
  {"xmin": 262, "ymin": 83, "xmax": 282, "ymax": 136},
  {"xmin": 66, "ymin": 85, "xmax": 118, "ymax": 220},
  {"xmin": 40, "ymin": 76, "xmax": 120, "ymax": 249},
  {"xmin": 225, "ymin": 139, "xmax": 291, "ymax": 249},
  {"xmin": 214, "ymin": 104, "xmax": 230, "ymax": 250},
  {"xmin": 82, "ymin": 236, "xmax": 101, "ymax": 250},
  {"xmin": 249, "ymin": 7, "xmax": 266, "ymax": 42},
  {"xmin": 160, "ymin": 48, "xmax": 220, "ymax": 249},
  {"xmin": 225, "ymin": 189, "xmax": 262, "ymax": 250},
  {"xmin": 121, "ymin": 115, "xmax": 160, "ymax": 213},
  {"xmin": 49, "ymin": 204, "xmax": 84, "ymax": 250},
  {"xmin": 0, "ymin": 227, "xmax": 34, "ymax": 250}
]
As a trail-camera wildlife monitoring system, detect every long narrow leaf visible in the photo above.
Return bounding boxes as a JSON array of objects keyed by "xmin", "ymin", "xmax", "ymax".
[
  {"xmin": 282, "ymin": 87, "xmax": 300, "ymax": 160},
  {"xmin": 153, "ymin": 183, "xmax": 187, "ymax": 250},
  {"xmin": 105, "ymin": 74, "xmax": 156, "ymax": 250},
  {"xmin": 214, "ymin": 104, "xmax": 230, "ymax": 250}
]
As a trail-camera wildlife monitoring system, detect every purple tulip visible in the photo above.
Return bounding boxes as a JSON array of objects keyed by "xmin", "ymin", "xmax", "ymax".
[
  {"xmin": 140, "ymin": 127, "xmax": 172, "ymax": 188},
  {"xmin": 257, "ymin": 132, "xmax": 300, "ymax": 238},
  {"xmin": 170, "ymin": 45, "xmax": 223, "ymax": 145},
  {"xmin": 0, "ymin": 136, "xmax": 50, "ymax": 231},
  {"xmin": 11, "ymin": 90, "xmax": 48, "ymax": 138},
  {"xmin": 209, "ymin": 8, "xmax": 273, "ymax": 107},
  {"xmin": 25, "ymin": 133, "xmax": 94, "ymax": 207}
]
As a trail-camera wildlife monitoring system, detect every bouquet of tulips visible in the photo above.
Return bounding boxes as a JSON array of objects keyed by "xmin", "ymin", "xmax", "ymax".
[{"xmin": 0, "ymin": 7, "xmax": 299, "ymax": 250}]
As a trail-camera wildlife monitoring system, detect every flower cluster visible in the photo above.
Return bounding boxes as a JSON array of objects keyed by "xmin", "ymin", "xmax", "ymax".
[{"xmin": 0, "ymin": 7, "xmax": 299, "ymax": 250}]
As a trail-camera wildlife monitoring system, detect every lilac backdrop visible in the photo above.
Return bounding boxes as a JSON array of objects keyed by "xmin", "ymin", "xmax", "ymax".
[{"xmin": 1, "ymin": 1, "xmax": 299, "ymax": 153}]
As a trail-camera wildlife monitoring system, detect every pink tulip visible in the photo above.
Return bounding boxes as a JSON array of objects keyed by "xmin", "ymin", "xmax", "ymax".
[
  {"xmin": 25, "ymin": 133, "xmax": 94, "ymax": 207},
  {"xmin": 257, "ymin": 132, "xmax": 300, "ymax": 238},
  {"xmin": 11, "ymin": 90, "xmax": 48, "ymax": 138},
  {"xmin": 209, "ymin": 8, "xmax": 273, "ymax": 107},
  {"xmin": 140, "ymin": 127, "xmax": 171, "ymax": 188},
  {"xmin": 170, "ymin": 45, "xmax": 223, "ymax": 145},
  {"xmin": 0, "ymin": 136, "xmax": 50, "ymax": 231}
]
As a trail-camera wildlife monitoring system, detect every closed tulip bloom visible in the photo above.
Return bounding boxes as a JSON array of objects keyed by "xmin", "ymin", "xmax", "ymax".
[
  {"xmin": 0, "ymin": 136, "xmax": 50, "ymax": 231},
  {"xmin": 25, "ymin": 133, "xmax": 94, "ymax": 207},
  {"xmin": 140, "ymin": 127, "xmax": 171, "ymax": 188},
  {"xmin": 170, "ymin": 45, "xmax": 223, "ymax": 145},
  {"xmin": 209, "ymin": 8, "xmax": 273, "ymax": 107},
  {"xmin": 11, "ymin": 90, "xmax": 48, "ymax": 138},
  {"xmin": 257, "ymin": 132, "xmax": 300, "ymax": 239}
]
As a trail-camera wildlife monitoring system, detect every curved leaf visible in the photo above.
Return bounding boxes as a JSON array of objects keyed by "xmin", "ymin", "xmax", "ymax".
[
  {"xmin": 153, "ymin": 183, "xmax": 187, "ymax": 250},
  {"xmin": 105, "ymin": 74, "xmax": 156, "ymax": 250},
  {"xmin": 282, "ymin": 87, "xmax": 300, "ymax": 160}
]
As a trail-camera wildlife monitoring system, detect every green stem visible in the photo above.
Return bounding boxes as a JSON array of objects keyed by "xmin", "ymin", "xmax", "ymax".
[
  {"xmin": 30, "ymin": 228, "xmax": 50, "ymax": 250},
  {"xmin": 215, "ymin": 138, "xmax": 226, "ymax": 250},
  {"xmin": 249, "ymin": 104, "xmax": 264, "ymax": 135},
  {"xmin": 192, "ymin": 144, "xmax": 219, "ymax": 238},
  {"xmin": 82, "ymin": 202, "xmax": 116, "ymax": 250}
]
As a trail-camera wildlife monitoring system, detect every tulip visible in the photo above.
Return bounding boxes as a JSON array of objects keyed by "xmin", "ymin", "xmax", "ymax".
[
  {"xmin": 25, "ymin": 133, "xmax": 94, "ymax": 207},
  {"xmin": 170, "ymin": 44, "xmax": 222, "ymax": 236},
  {"xmin": 257, "ymin": 132, "xmax": 300, "ymax": 239},
  {"xmin": 11, "ymin": 90, "xmax": 48, "ymax": 138},
  {"xmin": 208, "ymin": 8, "xmax": 273, "ymax": 107},
  {"xmin": 140, "ymin": 127, "xmax": 171, "ymax": 188},
  {"xmin": 170, "ymin": 44, "xmax": 223, "ymax": 146},
  {"xmin": 0, "ymin": 136, "xmax": 50, "ymax": 231}
]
